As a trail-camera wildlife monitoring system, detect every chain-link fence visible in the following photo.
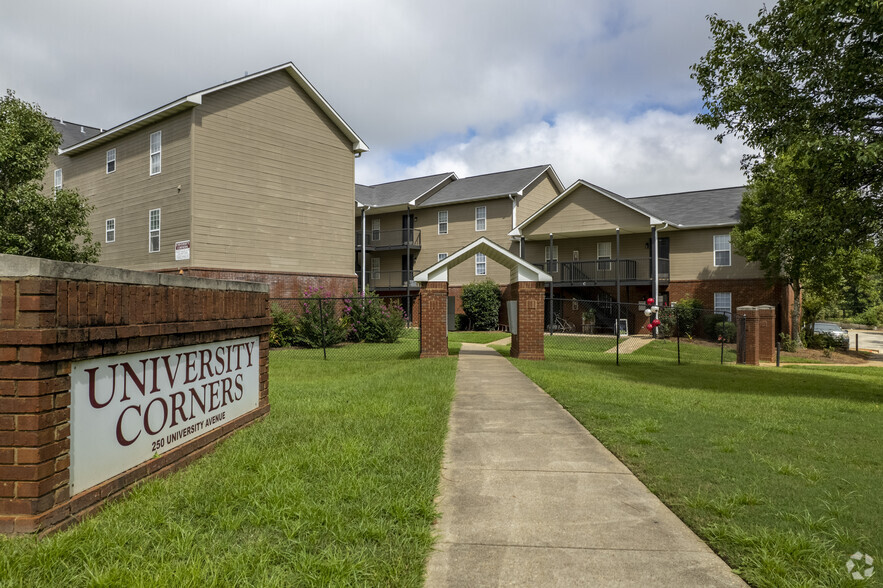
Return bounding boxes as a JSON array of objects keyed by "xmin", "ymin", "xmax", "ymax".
[
  {"xmin": 543, "ymin": 297, "xmax": 738, "ymax": 365},
  {"xmin": 270, "ymin": 294, "xmax": 421, "ymax": 361}
]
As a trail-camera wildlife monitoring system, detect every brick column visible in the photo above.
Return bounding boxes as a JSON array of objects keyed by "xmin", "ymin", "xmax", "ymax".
[
  {"xmin": 419, "ymin": 282, "xmax": 448, "ymax": 358},
  {"xmin": 736, "ymin": 306, "xmax": 760, "ymax": 365},
  {"xmin": 756, "ymin": 305, "xmax": 776, "ymax": 363},
  {"xmin": 510, "ymin": 281, "xmax": 544, "ymax": 360}
]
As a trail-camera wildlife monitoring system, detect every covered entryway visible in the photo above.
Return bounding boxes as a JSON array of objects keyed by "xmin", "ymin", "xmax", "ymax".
[{"xmin": 413, "ymin": 237, "xmax": 552, "ymax": 359}]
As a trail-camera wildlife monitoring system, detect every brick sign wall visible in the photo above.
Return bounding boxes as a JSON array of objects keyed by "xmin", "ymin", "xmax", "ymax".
[{"xmin": 0, "ymin": 255, "xmax": 271, "ymax": 535}]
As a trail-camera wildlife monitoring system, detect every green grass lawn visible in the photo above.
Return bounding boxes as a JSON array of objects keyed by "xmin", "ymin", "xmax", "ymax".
[
  {"xmin": 504, "ymin": 338, "xmax": 883, "ymax": 587},
  {"xmin": 0, "ymin": 347, "xmax": 457, "ymax": 587}
]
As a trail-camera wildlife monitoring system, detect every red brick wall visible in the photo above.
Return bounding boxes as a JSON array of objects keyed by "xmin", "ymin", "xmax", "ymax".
[
  {"xmin": 419, "ymin": 282, "xmax": 448, "ymax": 358},
  {"xmin": 510, "ymin": 282, "xmax": 545, "ymax": 360},
  {"xmin": 0, "ymin": 265, "xmax": 270, "ymax": 535},
  {"xmin": 161, "ymin": 267, "xmax": 357, "ymax": 301}
]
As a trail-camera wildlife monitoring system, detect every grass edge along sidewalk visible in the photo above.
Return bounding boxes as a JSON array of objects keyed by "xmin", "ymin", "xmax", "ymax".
[
  {"xmin": 0, "ymin": 345, "xmax": 457, "ymax": 587},
  {"xmin": 498, "ymin": 338, "xmax": 883, "ymax": 588}
]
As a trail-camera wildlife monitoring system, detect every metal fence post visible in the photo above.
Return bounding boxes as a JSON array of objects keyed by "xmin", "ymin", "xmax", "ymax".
[
  {"xmin": 720, "ymin": 335, "xmax": 724, "ymax": 365},
  {"xmin": 616, "ymin": 301, "xmax": 620, "ymax": 366},
  {"xmin": 319, "ymin": 297, "xmax": 327, "ymax": 360},
  {"xmin": 676, "ymin": 309, "xmax": 681, "ymax": 365},
  {"xmin": 855, "ymin": 333, "xmax": 858, "ymax": 352},
  {"xmin": 776, "ymin": 341, "xmax": 780, "ymax": 367}
]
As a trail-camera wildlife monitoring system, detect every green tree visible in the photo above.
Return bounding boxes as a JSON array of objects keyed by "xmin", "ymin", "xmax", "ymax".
[
  {"xmin": 0, "ymin": 90, "xmax": 99, "ymax": 262},
  {"xmin": 692, "ymin": 1, "xmax": 883, "ymax": 342},
  {"xmin": 461, "ymin": 280, "xmax": 502, "ymax": 331}
]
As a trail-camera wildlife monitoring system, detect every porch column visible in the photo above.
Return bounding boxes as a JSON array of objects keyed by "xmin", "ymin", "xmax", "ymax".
[
  {"xmin": 511, "ymin": 281, "xmax": 545, "ymax": 360},
  {"xmin": 419, "ymin": 281, "xmax": 449, "ymax": 358}
]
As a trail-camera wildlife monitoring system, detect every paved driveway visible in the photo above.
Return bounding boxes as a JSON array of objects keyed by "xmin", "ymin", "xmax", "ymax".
[{"xmin": 853, "ymin": 329, "xmax": 883, "ymax": 354}]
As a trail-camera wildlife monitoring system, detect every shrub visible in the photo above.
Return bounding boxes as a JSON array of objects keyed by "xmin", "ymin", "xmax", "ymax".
[
  {"xmin": 343, "ymin": 291, "xmax": 406, "ymax": 343},
  {"xmin": 269, "ymin": 304, "xmax": 297, "ymax": 348},
  {"xmin": 703, "ymin": 313, "xmax": 731, "ymax": 341},
  {"xmin": 454, "ymin": 314, "xmax": 469, "ymax": 331},
  {"xmin": 461, "ymin": 280, "xmax": 502, "ymax": 331},
  {"xmin": 779, "ymin": 332, "xmax": 797, "ymax": 352},
  {"xmin": 657, "ymin": 297, "xmax": 703, "ymax": 338},
  {"xmin": 856, "ymin": 304, "xmax": 883, "ymax": 327},
  {"xmin": 293, "ymin": 287, "xmax": 347, "ymax": 348},
  {"xmin": 715, "ymin": 321, "xmax": 737, "ymax": 343}
]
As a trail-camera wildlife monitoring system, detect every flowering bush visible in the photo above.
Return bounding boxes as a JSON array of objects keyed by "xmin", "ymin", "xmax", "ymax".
[
  {"xmin": 343, "ymin": 291, "xmax": 406, "ymax": 343},
  {"xmin": 293, "ymin": 286, "xmax": 347, "ymax": 348}
]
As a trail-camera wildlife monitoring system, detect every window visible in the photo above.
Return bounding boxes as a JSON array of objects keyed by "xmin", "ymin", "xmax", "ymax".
[
  {"xmin": 475, "ymin": 206, "xmax": 486, "ymax": 231},
  {"xmin": 371, "ymin": 219, "xmax": 380, "ymax": 241},
  {"xmin": 371, "ymin": 257, "xmax": 380, "ymax": 280},
  {"xmin": 714, "ymin": 234, "xmax": 731, "ymax": 266},
  {"xmin": 714, "ymin": 292, "xmax": 732, "ymax": 318},
  {"xmin": 148, "ymin": 208, "xmax": 161, "ymax": 253},
  {"xmin": 544, "ymin": 245, "xmax": 558, "ymax": 272},
  {"xmin": 438, "ymin": 253, "xmax": 448, "ymax": 262},
  {"xmin": 438, "ymin": 210, "xmax": 448, "ymax": 234},
  {"xmin": 597, "ymin": 242, "xmax": 612, "ymax": 271},
  {"xmin": 105, "ymin": 219, "xmax": 115, "ymax": 243},
  {"xmin": 149, "ymin": 131, "xmax": 162, "ymax": 175},
  {"xmin": 572, "ymin": 250, "xmax": 579, "ymax": 261},
  {"xmin": 53, "ymin": 169, "xmax": 62, "ymax": 194},
  {"xmin": 106, "ymin": 148, "xmax": 116, "ymax": 174},
  {"xmin": 475, "ymin": 253, "xmax": 487, "ymax": 275}
]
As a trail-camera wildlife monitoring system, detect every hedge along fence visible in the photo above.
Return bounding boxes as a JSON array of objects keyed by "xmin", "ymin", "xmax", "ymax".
[
  {"xmin": 270, "ymin": 290, "xmax": 408, "ymax": 357},
  {"xmin": 0, "ymin": 254, "xmax": 270, "ymax": 535}
]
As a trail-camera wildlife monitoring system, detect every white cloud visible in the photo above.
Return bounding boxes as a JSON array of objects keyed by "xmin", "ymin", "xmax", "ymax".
[{"xmin": 356, "ymin": 109, "xmax": 749, "ymax": 196}]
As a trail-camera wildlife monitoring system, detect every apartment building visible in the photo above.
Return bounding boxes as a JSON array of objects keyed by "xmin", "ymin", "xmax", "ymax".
[
  {"xmin": 510, "ymin": 181, "xmax": 795, "ymax": 334},
  {"xmin": 43, "ymin": 63, "xmax": 367, "ymax": 298},
  {"xmin": 354, "ymin": 164, "xmax": 564, "ymax": 313}
]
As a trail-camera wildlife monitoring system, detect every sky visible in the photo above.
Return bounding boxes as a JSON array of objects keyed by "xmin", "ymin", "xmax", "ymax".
[{"xmin": 1, "ymin": 0, "xmax": 764, "ymax": 197}]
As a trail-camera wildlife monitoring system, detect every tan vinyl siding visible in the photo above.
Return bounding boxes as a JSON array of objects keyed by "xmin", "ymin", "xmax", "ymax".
[
  {"xmin": 523, "ymin": 233, "xmax": 649, "ymax": 266},
  {"xmin": 45, "ymin": 112, "xmax": 193, "ymax": 270},
  {"xmin": 523, "ymin": 184, "xmax": 649, "ymax": 238},
  {"xmin": 667, "ymin": 228, "xmax": 763, "ymax": 280},
  {"xmin": 191, "ymin": 71, "xmax": 355, "ymax": 276},
  {"xmin": 517, "ymin": 174, "xmax": 560, "ymax": 226},
  {"xmin": 417, "ymin": 198, "xmax": 518, "ymax": 286}
]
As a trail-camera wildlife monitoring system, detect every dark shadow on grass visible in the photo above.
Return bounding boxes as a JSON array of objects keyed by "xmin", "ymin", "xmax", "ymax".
[{"xmin": 527, "ymin": 353, "xmax": 883, "ymax": 404}]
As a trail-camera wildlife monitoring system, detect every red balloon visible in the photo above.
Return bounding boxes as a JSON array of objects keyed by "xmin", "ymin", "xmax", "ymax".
[
  {"xmin": 645, "ymin": 324, "xmax": 653, "ymax": 331},
  {"xmin": 647, "ymin": 297, "xmax": 655, "ymax": 305},
  {"xmin": 651, "ymin": 318, "xmax": 661, "ymax": 327}
]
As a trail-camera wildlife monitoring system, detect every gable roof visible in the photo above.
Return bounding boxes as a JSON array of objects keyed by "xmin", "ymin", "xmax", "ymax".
[
  {"xmin": 355, "ymin": 172, "xmax": 456, "ymax": 208},
  {"xmin": 629, "ymin": 186, "xmax": 744, "ymax": 227},
  {"xmin": 59, "ymin": 62, "xmax": 368, "ymax": 156},
  {"xmin": 49, "ymin": 119, "xmax": 103, "ymax": 149},
  {"xmin": 420, "ymin": 164, "xmax": 563, "ymax": 207},
  {"xmin": 413, "ymin": 237, "xmax": 553, "ymax": 283}
]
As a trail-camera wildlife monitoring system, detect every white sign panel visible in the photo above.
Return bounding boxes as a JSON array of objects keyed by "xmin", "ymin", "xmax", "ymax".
[
  {"xmin": 175, "ymin": 240, "xmax": 191, "ymax": 261},
  {"xmin": 69, "ymin": 336, "xmax": 259, "ymax": 495}
]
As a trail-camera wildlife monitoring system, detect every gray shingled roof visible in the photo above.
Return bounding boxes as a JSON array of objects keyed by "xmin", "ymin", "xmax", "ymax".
[
  {"xmin": 49, "ymin": 118, "xmax": 102, "ymax": 149},
  {"xmin": 420, "ymin": 165, "xmax": 552, "ymax": 206},
  {"xmin": 628, "ymin": 186, "xmax": 744, "ymax": 227},
  {"xmin": 356, "ymin": 172, "xmax": 455, "ymax": 207}
]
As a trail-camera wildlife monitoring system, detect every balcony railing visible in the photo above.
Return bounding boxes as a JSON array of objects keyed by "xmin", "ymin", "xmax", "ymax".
[
  {"xmin": 535, "ymin": 258, "xmax": 670, "ymax": 284},
  {"xmin": 356, "ymin": 229, "xmax": 421, "ymax": 250},
  {"xmin": 357, "ymin": 270, "xmax": 418, "ymax": 289}
]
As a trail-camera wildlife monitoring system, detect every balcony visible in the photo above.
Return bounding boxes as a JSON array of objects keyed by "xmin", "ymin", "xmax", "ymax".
[
  {"xmin": 356, "ymin": 229, "xmax": 421, "ymax": 251},
  {"xmin": 357, "ymin": 270, "xmax": 418, "ymax": 290},
  {"xmin": 535, "ymin": 258, "xmax": 670, "ymax": 285}
]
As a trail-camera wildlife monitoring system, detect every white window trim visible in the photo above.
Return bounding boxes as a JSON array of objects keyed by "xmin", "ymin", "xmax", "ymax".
[
  {"xmin": 598, "ymin": 242, "xmax": 612, "ymax": 271},
  {"xmin": 475, "ymin": 206, "xmax": 486, "ymax": 231},
  {"xmin": 713, "ymin": 234, "xmax": 731, "ymax": 267},
  {"xmin": 475, "ymin": 252, "xmax": 487, "ymax": 276},
  {"xmin": 572, "ymin": 250, "xmax": 579, "ymax": 261},
  {"xmin": 148, "ymin": 208, "xmax": 161, "ymax": 253},
  {"xmin": 106, "ymin": 148, "xmax": 116, "ymax": 174},
  {"xmin": 371, "ymin": 257, "xmax": 381, "ymax": 280},
  {"xmin": 53, "ymin": 168, "xmax": 62, "ymax": 194},
  {"xmin": 714, "ymin": 292, "xmax": 732, "ymax": 318},
  {"xmin": 545, "ymin": 245, "xmax": 559, "ymax": 271},
  {"xmin": 438, "ymin": 253, "xmax": 448, "ymax": 262},
  {"xmin": 149, "ymin": 131, "xmax": 162, "ymax": 176},
  {"xmin": 371, "ymin": 219, "xmax": 380, "ymax": 241},
  {"xmin": 438, "ymin": 210, "xmax": 448, "ymax": 235},
  {"xmin": 105, "ymin": 218, "xmax": 115, "ymax": 243}
]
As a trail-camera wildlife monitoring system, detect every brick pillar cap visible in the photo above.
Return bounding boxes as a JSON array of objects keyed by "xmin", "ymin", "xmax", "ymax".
[
  {"xmin": 736, "ymin": 306, "xmax": 757, "ymax": 311},
  {"xmin": 757, "ymin": 305, "xmax": 775, "ymax": 310}
]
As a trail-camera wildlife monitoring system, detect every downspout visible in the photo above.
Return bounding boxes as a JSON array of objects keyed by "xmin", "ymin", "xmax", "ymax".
[
  {"xmin": 549, "ymin": 233, "xmax": 554, "ymax": 335},
  {"xmin": 361, "ymin": 206, "xmax": 368, "ymax": 293},
  {"xmin": 652, "ymin": 225, "xmax": 659, "ymax": 337},
  {"xmin": 406, "ymin": 205, "xmax": 412, "ymax": 324}
]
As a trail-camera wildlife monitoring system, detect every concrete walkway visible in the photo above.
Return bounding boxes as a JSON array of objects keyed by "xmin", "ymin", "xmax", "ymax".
[{"xmin": 425, "ymin": 343, "xmax": 746, "ymax": 587}]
